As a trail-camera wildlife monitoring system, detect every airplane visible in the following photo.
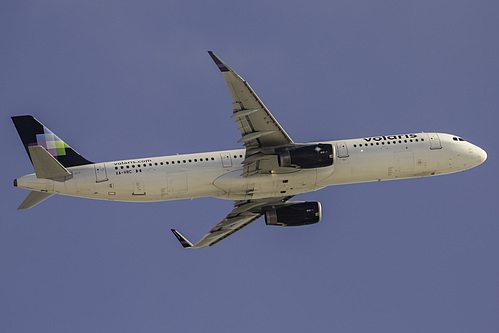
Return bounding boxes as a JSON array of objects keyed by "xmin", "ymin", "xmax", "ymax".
[{"xmin": 12, "ymin": 51, "xmax": 487, "ymax": 249}]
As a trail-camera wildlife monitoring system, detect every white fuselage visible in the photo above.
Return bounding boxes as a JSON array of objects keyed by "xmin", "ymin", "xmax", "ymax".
[{"xmin": 15, "ymin": 132, "xmax": 487, "ymax": 203}]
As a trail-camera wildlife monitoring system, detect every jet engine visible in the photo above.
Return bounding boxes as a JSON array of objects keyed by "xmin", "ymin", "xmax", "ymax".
[
  {"xmin": 265, "ymin": 202, "xmax": 322, "ymax": 226},
  {"xmin": 277, "ymin": 144, "xmax": 333, "ymax": 169}
]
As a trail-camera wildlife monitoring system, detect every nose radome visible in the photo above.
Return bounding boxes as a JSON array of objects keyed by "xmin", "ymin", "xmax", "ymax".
[{"xmin": 477, "ymin": 147, "xmax": 487, "ymax": 164}]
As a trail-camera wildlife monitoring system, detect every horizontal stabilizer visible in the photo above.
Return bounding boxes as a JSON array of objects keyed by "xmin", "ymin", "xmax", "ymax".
[
  {"xmin": 28, "ymin": 145, "xmax": 72, "ymax": 180},
  {"xmin": 18, "ymin": 191, "xmax": 54, "ymax": 210}
]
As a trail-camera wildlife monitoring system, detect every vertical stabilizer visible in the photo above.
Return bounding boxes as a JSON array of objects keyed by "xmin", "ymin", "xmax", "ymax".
[{"xmin": 11, "ymin": 115, "xmax": 92, "ymax": 168}]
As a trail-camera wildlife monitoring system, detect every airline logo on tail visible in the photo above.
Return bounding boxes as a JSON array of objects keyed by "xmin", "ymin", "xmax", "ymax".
[
  {"xmin": 30, "ymin": 127, "xmax": 70, "ymax": 159},
  {"xmin": 11, "ymin": 115, "xmax": 92, "ymax": 168}
]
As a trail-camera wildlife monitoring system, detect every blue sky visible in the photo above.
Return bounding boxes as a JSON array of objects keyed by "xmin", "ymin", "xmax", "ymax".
[{"xmin": 1, "ymin": 1, "xmax": 498, "ymax": 332}]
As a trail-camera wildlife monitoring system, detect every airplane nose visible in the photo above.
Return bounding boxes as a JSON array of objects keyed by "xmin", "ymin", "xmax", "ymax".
[
  {"xmin": 477, "ymin": 147, "xmax": 487, "ymax": 165},
  {"xmin": 463, "ymin": 143, "xmax": 487, "ymax": 169},
  {"xmin": 13, "ymin": 179, "xmax": 17, "ymax": 187}
]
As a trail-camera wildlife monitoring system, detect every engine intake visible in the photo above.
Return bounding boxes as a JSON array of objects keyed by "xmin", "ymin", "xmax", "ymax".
[
  {"xmin": 265, "ymin": 202, "xmax": 322, "ymax": 227},
  {"xmin": 277, "ymin": 144, "xmax": 333, "ymax": 169}
]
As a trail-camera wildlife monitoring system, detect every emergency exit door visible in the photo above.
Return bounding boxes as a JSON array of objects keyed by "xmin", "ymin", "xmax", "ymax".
[
  {"xmin": 336, "ymin": 142, "xmax": 349, "ymax": 158},
  {"xmin": 220, "ymin": 153, "xmax": 232, "ymax": 168}
]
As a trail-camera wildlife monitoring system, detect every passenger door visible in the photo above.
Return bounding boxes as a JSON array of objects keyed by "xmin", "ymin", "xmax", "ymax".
[
  {"xmin": 94, "ymin": 163, "xmax": 108, "ymax": 182},
  {"xmin": 427, "ymin": 133, "xmax": 442, "ymax": 150}
]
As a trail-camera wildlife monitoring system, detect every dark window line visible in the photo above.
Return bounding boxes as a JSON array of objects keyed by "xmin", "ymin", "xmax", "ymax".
[
  {"xmin": 113, "ymin": 154, "xmax": 244, "ymax": 170},
  {"xmin": 353, "ymin": 138, "xmax": 425, "ymax": 148}
]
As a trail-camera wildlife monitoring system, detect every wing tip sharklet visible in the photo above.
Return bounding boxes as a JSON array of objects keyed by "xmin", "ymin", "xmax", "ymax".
[
  {"xmin": 171, "ymin": 229, "xmax": 194, "ymax": 249},
  {"xmin": 208, "ymin": 51, "xmax": 230, "ymax": 72}
]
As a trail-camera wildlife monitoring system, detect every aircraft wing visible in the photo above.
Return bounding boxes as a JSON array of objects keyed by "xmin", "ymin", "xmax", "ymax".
[
  {"xmin": 209, "ymin": 51, "xmax": 294, "ymax": 175},
  {"xmin": 171, "ymin": 197, "xmax": 292, "ymax": 249},
  {"xmin": 170, "ymin": 54, "xmax": 296, "ymax": 249}
]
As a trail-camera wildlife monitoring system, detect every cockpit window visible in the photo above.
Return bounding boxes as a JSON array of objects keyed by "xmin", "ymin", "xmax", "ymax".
[{"xmin": 453, "ymin": 137, "xmax": 466, "ymax": 142}]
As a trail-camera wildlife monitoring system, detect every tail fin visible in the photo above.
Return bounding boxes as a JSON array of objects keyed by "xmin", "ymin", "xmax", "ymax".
[{"xmin": 12, "ymin": 115, "xmax": 92, "ymax": 168}]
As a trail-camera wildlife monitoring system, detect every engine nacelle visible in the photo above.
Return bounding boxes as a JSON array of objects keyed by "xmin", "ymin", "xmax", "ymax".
[
  {"xmin": 277, "ymin": 144, "xmax": 333, "ymax": 169},
  {"xmin": 265, "ymin": 202, "xmax": 322, "ymax": 227}
]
